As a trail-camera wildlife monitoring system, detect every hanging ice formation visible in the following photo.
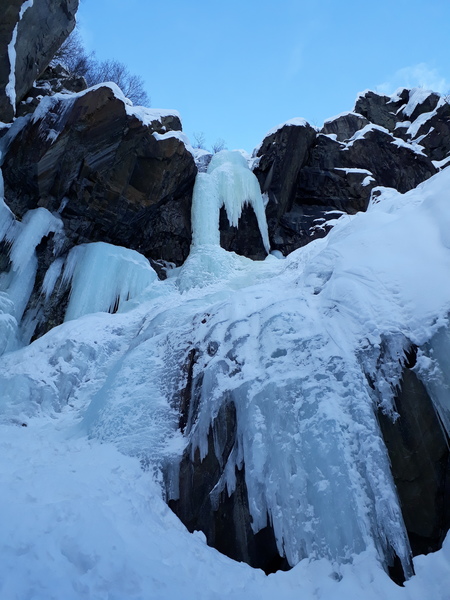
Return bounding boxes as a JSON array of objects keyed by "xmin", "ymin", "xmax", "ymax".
[
  {"xmin": 191, "ymin": 150, "xmax": 270, "ymax": 251},
  {"xmin": 60, "ymin": 242, "xmax": 158, "ymax": 322},
  {"xmin": 0, "ymin": 164, "xmax": 63, "ymax": 355}
]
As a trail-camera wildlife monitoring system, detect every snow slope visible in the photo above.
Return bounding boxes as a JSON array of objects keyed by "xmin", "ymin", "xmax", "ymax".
[{"xmin": 1, "ymin": 163, "xmax": 450, "ymax": 598}]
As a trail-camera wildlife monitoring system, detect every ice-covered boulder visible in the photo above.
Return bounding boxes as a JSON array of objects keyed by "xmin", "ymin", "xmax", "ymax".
[{"xmin": 0, "ymin": 0, "xmax": 79, "ymax": 122}]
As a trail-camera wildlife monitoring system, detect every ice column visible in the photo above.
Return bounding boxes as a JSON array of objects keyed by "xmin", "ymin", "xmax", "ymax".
[{"xmin": 191, "ymin": 150, "xmax": 270, "ymax": 252}]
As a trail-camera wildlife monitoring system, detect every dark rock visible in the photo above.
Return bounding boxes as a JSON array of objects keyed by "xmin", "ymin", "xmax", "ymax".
[
  {"xmin": 0, "ymin": 0, "xmax": 79, "ymax": 122},
  {"xmin": 170, "ymin": 394, "xmax": 288, "ymax": 573},
  {"xmin": 378, "ymin": 366, "xmax": 450, "ymax": 556},
  {"xmin": 219, "ymin": 204, "xmax": 268, "ymax": 260},
  {"xmin": 16, "ymin": 63, "xmax": 88, "ymax": 118},
  {"xmin": 354, "ymin": 91, "xmax": 399, "ymax": 132},
  {"xmin": 321, "ymin": 111, "xmax": 370, "ymax": 141},
  {"xmin": 342, "ymin": 126, "xmax": 436, "ymax": 193},
  {"xmin": 411, "ymin": 101, "xmax": 450, "ymax": 163},
  {"xmin": 2, "ymin": 85, "xmax": 196, "ymax": 266},
  {"xmin": 254, "ymin": 120, "xmax": 317, "ymax": 219}
]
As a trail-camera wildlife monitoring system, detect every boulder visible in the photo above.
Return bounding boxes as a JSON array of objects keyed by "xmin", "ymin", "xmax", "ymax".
[
  {"xmin": 321, "ymin": 111, "xmax": 370, "ymax": 141},
  {"xmin": 354, "ymin": 91, "xmax": 399, "ymax": 132},
  {"xmin": 0, "ymin": 0, "xmax": 79, "ymax": 122},
  {"xmin": 2, "ymin": 85, "xmax": 196, "ymax": 266}
]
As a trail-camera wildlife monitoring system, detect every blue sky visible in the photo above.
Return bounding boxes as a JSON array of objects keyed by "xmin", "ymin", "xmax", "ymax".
[{"xmin": 77, "ymin": 0, "xmax": 450, "ymax": 153}]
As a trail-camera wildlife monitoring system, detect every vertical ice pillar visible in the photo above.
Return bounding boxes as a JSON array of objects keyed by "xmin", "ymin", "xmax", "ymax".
[{"xmin": 191, "ymin": 150, "xmax": 270, "ymax": 252}]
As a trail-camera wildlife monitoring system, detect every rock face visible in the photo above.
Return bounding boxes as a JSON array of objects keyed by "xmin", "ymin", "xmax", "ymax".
[
  {"xmin": 253, "ymin": 88, "xmax": 444, "ymax": 257},
  {"xmin": 379, "ymin": 359, "xmax": 450, "ymax": 557},
  {"xmin": 0, "ymin": 0, "xmax": 79, "ymax": 122},
  {"xmin": 2, "ymin": 85, "xmax": 196, "ymax": 266}
]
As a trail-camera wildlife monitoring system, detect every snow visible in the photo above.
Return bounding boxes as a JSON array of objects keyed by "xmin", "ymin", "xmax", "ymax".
[
  {"xmin": 345, "ymin": 124, "xmax": 426, "ymax": 156},
  {"xmin": 1, "ymin": 423, "xmax": 448, "ymax": 600},
  {"xmin": 407, "ymin": 97, "xmax": 445, "ymax": 139},
  {"xmin": 2, "ymin": 160, "xmax": 450, "ymax": 596},
  {"xmin": 345, "ymin": 123, "xmax": 390, "ymax": 146},
  {"xmin": 401, "ymin": 88, "xmax": 436, "ymax": 118},
  {"xmin": 334, "ymin": 167, "xmax": 373, "ymax": 175},
  {"xmin": 125, "ymin": 105, "xmax": 181, "ymax": 126},
  {"xmin": 433, "ymin": 156, "xmax": 450, "ymax": 170},
  {"xmin": 152, "ymin": 130, "xmax": 195, "ymax": 156}
]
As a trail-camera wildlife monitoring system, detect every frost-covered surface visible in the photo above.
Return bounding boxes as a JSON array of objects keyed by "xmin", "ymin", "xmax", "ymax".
[{"xmin": 2, "ymin": 164, "xmax": 450, "ymax": 596}]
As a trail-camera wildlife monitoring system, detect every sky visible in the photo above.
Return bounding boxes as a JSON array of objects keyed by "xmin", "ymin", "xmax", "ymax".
[{"xmin": 76, "ymin": 0, "xmax": 450, "ymax": 153}]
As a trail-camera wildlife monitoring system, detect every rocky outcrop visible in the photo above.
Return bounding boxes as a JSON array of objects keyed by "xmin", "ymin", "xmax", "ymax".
[
  {"xmin": 379, "ymin": 360, "xmax": 450, "ymax": 557},
  {"xmin": 2, "ymin": 85, "xmax": 196, "ymax": 266},
  {"xmin": 0, "ymin": 0, "xmax": 79, "ymax": 122},
  {"xmin": 321, "ymin": 111, "xmax": 370, "ymax": 141},
  {"xmin": 252, "ymin": 88, "xmax": 442, "ymax": 257}
]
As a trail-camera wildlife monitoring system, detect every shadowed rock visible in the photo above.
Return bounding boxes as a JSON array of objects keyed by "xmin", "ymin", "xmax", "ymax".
[{"xmin": 0, "ymin": 0, "xmax": 79, "ymax": 122}]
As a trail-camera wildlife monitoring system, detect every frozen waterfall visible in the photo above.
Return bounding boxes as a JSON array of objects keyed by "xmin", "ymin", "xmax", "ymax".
[
  {"xmin": 1, "ymin": 151, "xmax": 450, "ymax": 588},
  {"xmin": 191, "ymin": 150, "xmax": 270, "ymax": 251}
]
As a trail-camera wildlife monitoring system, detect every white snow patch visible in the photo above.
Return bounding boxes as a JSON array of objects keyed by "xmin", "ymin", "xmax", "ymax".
[
  {"xmin": 323, "ymin": 111, "xmax": 366, "ymax": 125},
  {"xmin": 433, "ymin": 156, "xmax": 450, "ymax": 170},
  {"xmin": 254, "ymin": 118, "xmax": 313, "ymax": 154},
  {"xmin": 401, "ymin": 88, "xmax": 437, "ymax": 118},
  {"xmin": 407, "ymin": 97, "xmax": 445, "ymax": 138},
  {"xmin": 334, "ymin": 167, "xmax": 373, "ymax": 176}
]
